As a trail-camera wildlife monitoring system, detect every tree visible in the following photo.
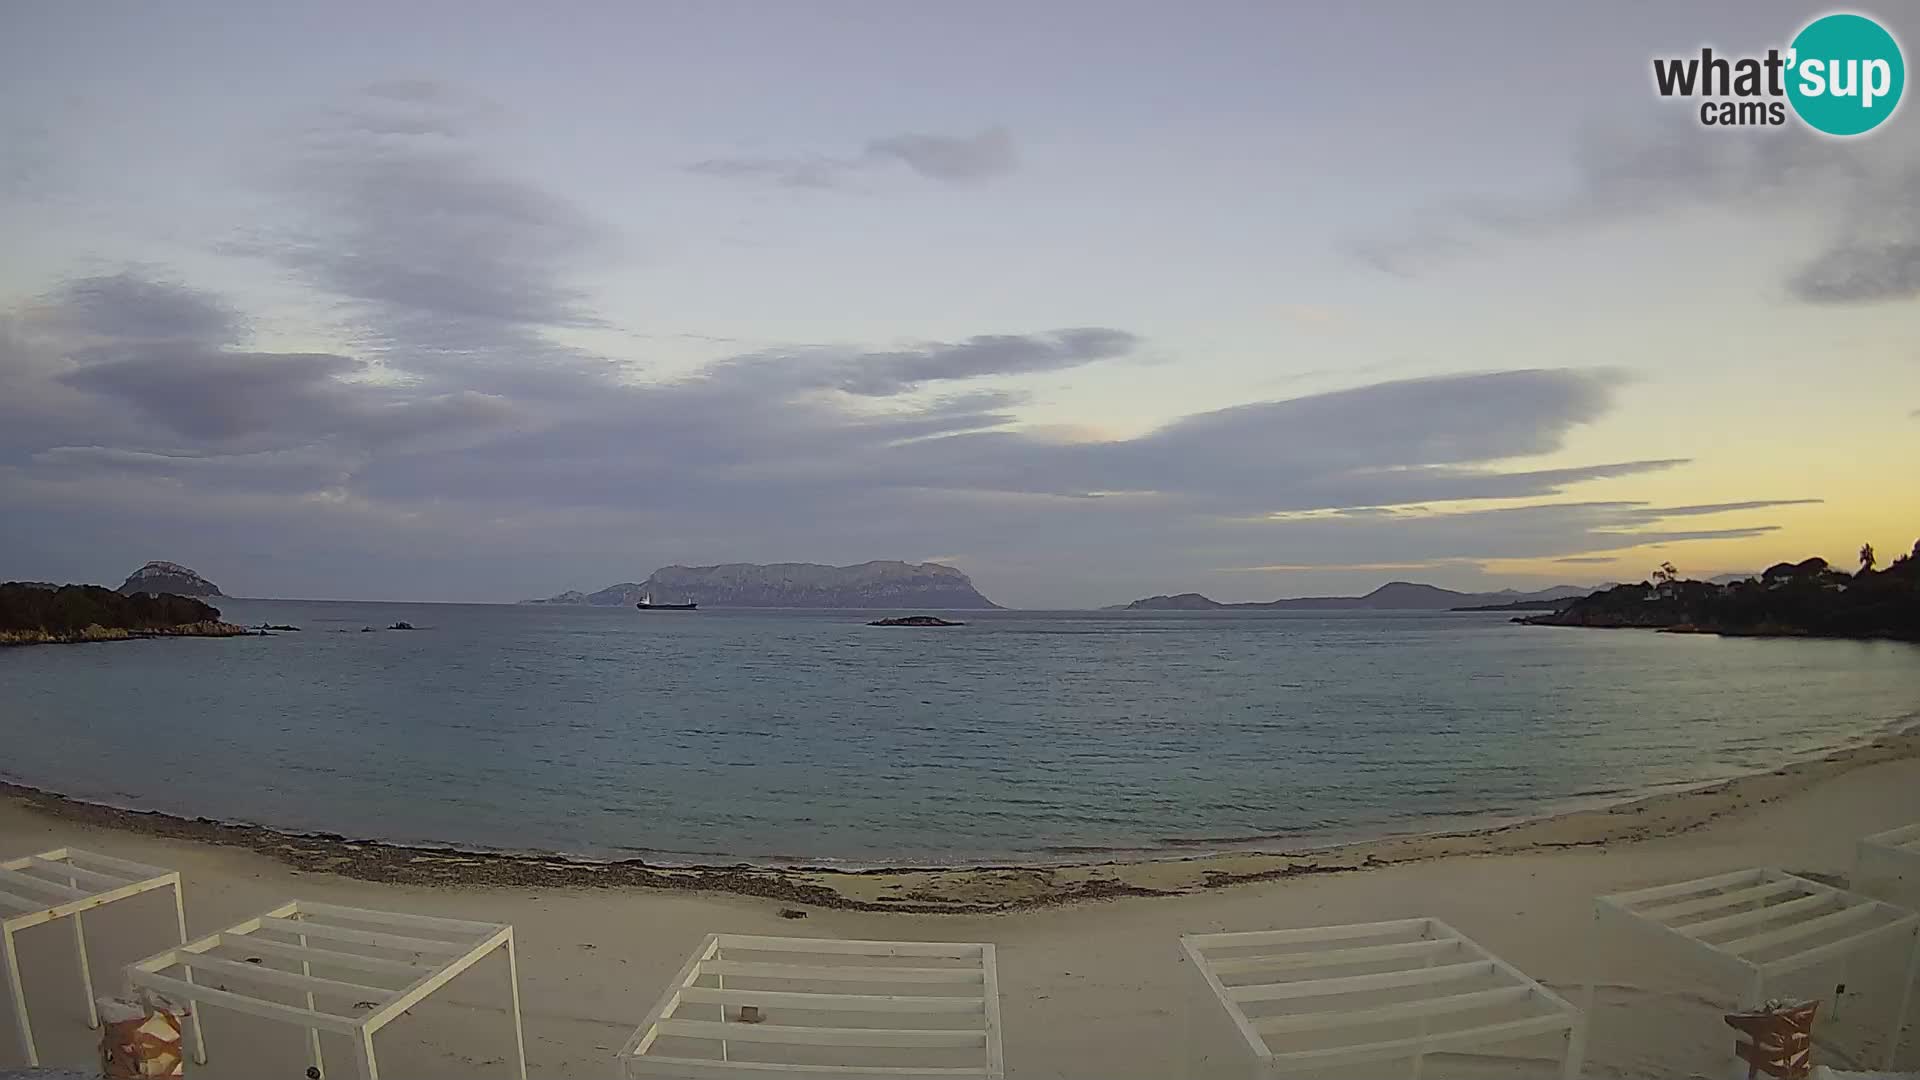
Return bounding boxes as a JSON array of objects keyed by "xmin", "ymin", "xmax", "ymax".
[
  {"xmin": 1859, "ymin": 543, "xmax": 1876, "ymax": 573},
  {"xmin": 1652, "ymin": 561, "xmax": 1678, "ymax": 585}
]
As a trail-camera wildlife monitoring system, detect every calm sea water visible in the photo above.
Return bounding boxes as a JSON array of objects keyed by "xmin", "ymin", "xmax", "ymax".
[{"xmin": 2, "ymin": 601, "xmax": 1917, "ymax": 865}]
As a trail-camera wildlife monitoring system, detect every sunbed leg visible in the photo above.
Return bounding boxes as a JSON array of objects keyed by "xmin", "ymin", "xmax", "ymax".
[
  {"xmin": 1887, "ymin": 925, "xmax": 1919, "ymax": 1070},
  {"xmin": 3, "ymin": 924, "xmax": 38, "ymax": 1066},
  {"xmin": 172, "ymin": 878, "xmax": 207, "ymax": 1064},
  {"xmin": 506, "ymin": 932, "xmax": 529, "ymax": 1080},
  {"xmin": 353, "ymin": 1027, "xmax": 379, "ymax": 1080},
  {"xmin": 1561, "ymin": 1015, "xmax": 1587, "ymax": 1080}
]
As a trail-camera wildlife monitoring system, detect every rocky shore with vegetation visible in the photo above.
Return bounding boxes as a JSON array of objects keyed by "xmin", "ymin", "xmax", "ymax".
[
  {"xmin": 0, "ymin": 582, "xmax": 246, "ymax": 645},
  {"xmin": 1522, "ymin": 538, "xmax": 1920, "ymax": 642}
]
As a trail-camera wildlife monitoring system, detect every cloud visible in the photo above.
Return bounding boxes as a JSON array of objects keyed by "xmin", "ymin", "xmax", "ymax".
[
  {"xmin": 232, "ymin": 83, "xmax": 607, "ymax": 379},
  {"xmin": 688, "ymin": 127, "xmax": 1017, "ymax": 189},
  {"xmin": 41, "ymin": 272, "xmax": 242, "ymax": 344},
  {"xmin": 866, "ymin": 127, "xmax": 1015, "ymax": 183},
  {"xmin": 686, "ymin": 155, "xmax": 856, "ymax": 190},
  {"xmin": 0, "ymin": 86, "xmax": 1811, "ymax": 605},
  {"xmin": 1613, "ymin": 499, "xmax": 1821, "ymax": 518},
  {"xmin": 61, "ymin": 344, "xmax": 362, "ymax": 441},
  {"xmin": 1790, "ymin": 239, "xmax": 1920, "ymax": 303},
  {"xmin": 360, "ymin": 79, "xmax": 463, "ymax": 105},
  {"xmin": 1353, "ymin": 117, "xmax": 1920, "ymax": 306},
  {"xmin": 831, "ymin": 328, "xmax": 1137, "ymax": 396},
  {"xmin": 31, "ymin": 445, "xmax": 359, "ymax": 495},
  {"xmin": 1554, "ymin": 555, "xmax": 1619, "ymax": 564}
]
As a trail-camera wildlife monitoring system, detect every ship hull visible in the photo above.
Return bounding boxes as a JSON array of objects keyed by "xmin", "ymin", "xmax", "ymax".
[{"xmin": 635, "ymin": 602, "xmax": 697, "ymax": 610}]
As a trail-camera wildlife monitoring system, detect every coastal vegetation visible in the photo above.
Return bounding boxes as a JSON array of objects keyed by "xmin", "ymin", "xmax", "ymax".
[
  {"xmin": 0, "ymin": 582, "xmax": 245, "ymax": 645},
  {"xmin": 1522, "ymin": 538, "xmax": 1920, "ymax": 641}
]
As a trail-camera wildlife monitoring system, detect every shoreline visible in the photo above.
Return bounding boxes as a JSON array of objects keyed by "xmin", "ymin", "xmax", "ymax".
[
  {"xmin": 0, "ymin": 620, "xmax": 250, "ymax": 646},
  {"xmin": 6, "ymin": 724, "xmax": 1916, "ymax": 913}
]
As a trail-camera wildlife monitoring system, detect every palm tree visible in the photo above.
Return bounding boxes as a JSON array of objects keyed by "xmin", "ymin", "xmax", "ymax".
[{"xmin": 1859, "ymin": 543, "xmax": 1876, "ymax": 573}]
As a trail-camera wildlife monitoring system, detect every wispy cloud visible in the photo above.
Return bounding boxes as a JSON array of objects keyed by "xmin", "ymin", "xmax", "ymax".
[
  {"xmin": 0, "ymin": 86, "xmax": 1812, "ymax": 604},
  {"xmin": 1351, "ymin": 118, "xmax": 1920, "ymax": 305},
  {"xmin": 689, "ymin": 127, "xmax": 1017, "ymax": 190}
]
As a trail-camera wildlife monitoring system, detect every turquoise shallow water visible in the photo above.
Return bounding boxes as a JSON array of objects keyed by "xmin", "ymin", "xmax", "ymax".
[{"xmin": 2, "ymin": 600, "xmax": 1916, "ymax": 865}]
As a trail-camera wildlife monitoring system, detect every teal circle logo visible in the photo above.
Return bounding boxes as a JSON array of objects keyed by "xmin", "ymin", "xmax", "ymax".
[{"xmin": 1787, "ymin": 13, "xmax": 1905, "ymax": 135}]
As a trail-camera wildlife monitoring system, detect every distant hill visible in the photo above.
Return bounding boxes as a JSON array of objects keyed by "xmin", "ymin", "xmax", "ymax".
[
  {"xmin": 1110, "ymin": 581, "xmax": 1593, "ymax": 611},
  {"xmin": 525, "ymin": 561, "xmax": 1000, "ymax": 609},
  {"xmin": 118, "ymin": 560, "xmax": 223, "ymax": 597},
  {"xmin": 522, "ymin": 589, "xmax": 589, "ymax": 605}
]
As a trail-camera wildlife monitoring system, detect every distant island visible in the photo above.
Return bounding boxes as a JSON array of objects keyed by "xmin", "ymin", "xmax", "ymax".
[
  {"xmin": 1, "ymin": 582, "xmax": 246, "ymax": 645},
  {"xmin": 525, "ymin": 560, "xmax": 1000, "ymax": 609},
  {"xmin": 1110, "ymin": 581, "xmax": 1592, "ymax": 612},
  {"xmin": 1521, "ymin": 541, "xmax": 1920, "ymax": 641},
  {"xmin": 119, "ymin": 560, "xmax": 223, "ymax": 597},
  {"xmin": 1452, "ymin": 598, "xmax": 1575, "ymax": 612},
  {"xmin": 869, "ymin": 615, "xmax": 966, "ymax": 627}
]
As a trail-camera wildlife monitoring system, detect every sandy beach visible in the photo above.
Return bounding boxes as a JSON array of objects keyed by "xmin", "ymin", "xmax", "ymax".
[{"xmin": 3, "ymin": 733, "xmax": 1918, "ymax": 1078}]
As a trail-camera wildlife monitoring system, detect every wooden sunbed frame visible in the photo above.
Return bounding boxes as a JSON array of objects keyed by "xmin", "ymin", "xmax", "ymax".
[
  {"xmin": 1180, "ymin": 916, "xmax": 1585, "ymax": 1077},
  {"xmin": 126, "ymin": 899, "xmax": 527, "ymax": 1080},
  {"xmin": 1593, "ymin": 867, "xmax": 1920, "ymax": 1070},
  {"xmin": 1856, "ymin": 822, "xmax": 1920, "ymax": 907},
  {"xmin": 619, "ymin": 934, "xmax": 1004, "ymax": 1079},
  {"xmin": 0, "ymin": 846, "xmax": 201, "ymax": 1067}
]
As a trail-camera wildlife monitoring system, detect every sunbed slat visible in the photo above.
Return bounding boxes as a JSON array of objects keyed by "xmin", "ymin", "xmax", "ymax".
[{"xmin": 657, "ymin": 1019, "xmax": 985, "ymax": 1048}]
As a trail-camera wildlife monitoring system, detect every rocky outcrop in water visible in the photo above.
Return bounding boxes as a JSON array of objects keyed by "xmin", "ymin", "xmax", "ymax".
[{"xmin": 118, "ymin": 560, "xmax": 223, "ymax": 597}]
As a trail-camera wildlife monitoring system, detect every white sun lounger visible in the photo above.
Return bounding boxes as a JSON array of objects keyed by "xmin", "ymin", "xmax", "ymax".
[
  {"xmin": 1180, "ymin": 917, "xmax": 1585, "ymax": 1078},
  {"xmin": 0, "ymin": 847, "xmax": 201, "ymax": 1067},
  {"xmin": 619, "ymin": 933, "xmax": 1004, "ymax": 1079},
  {"xmin": 1594, "ymin": 867, "xmax": 1920, "ymax": 1070},
  {"xmin": 126, "ymin": 899, "xmax": 527, "ymax": 1080},
  {"xmin": 1856, "ymin": 823, "xmax": 1920, "ymax": 909}
]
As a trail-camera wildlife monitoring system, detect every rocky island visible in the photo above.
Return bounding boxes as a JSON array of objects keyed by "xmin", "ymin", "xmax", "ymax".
[
  {"xmin": 118, "ymin": 560, "xmax": 223, "ymax": 597},
  {"xmin": 1, "ymin": 582, "xmax": 246, "ymax": 645},
  {"xmin": 869, "ymin": 615, "xmax": 966, "ymax": 627},
  {"xmin": 528, "ymin": 560, "xmax": 999, "ymax": 609}
]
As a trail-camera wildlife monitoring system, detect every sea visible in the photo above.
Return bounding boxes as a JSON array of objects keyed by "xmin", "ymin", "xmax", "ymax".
[{"xmin": 2, "ymin": 600, "xmax": 1917, "ymax": 867}]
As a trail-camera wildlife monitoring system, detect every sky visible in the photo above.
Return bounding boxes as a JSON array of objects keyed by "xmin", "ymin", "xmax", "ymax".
[{"xmin": 1, "ymin": 2, "xmax": 1917, "ymax": 608}]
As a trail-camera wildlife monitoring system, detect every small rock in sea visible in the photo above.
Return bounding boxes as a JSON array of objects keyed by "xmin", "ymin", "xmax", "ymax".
[
  {"xmin": 777, "ymin": 907, "xmax": 808, "ymax": 919},
  {"xmin": 868, "ymin": 615, "xmax": 965, "ymax": 627},
  {"xmin": 360, "ymin": 627, "xmax": 375, "ymax": 632},
  {"xmin": 389, "ymin": 621, "xmax": 414, "ymax": 630}
]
